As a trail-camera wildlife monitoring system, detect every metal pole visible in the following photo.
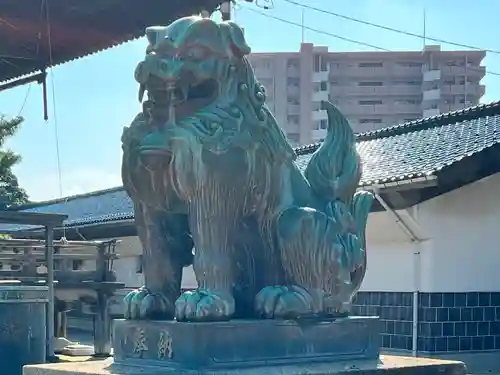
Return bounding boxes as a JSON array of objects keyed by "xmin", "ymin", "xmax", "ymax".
[
  {"xmin": 221, "ymin": 1, "xmax": 231, "ymax": 21},
  {"xmin": 372, "ymin": 190, "xmax": 422, "ymax": 357},
  {"xmin": 45, "ymin": 225, "xmax": 55, "ymax": 359}
]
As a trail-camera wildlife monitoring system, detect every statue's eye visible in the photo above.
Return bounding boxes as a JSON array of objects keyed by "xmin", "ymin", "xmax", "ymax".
[{"xmin": 181, "ymin": 45, "xmax": 207, "ymax": 61}]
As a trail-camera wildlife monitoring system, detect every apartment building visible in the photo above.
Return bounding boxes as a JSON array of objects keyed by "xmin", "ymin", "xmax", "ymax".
[{"xmin": 248, "ymin": 44, "xmax": 486, "ymax": 146}]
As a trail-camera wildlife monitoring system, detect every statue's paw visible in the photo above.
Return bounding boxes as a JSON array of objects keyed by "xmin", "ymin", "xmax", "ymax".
[
  {"xmin": 123, "ymin": 287, "xmax": 173, "ymax": 320},
  {"xmin": 174, "ymin": 289, "xmax": 235, "ymax": 322},
  {"xmin": 255, "ymin": 285, "xmax": 323, "ymax": 319}
]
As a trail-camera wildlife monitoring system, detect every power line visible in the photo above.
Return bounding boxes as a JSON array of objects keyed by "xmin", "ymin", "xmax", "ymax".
[
  {"xmin": 244, "ymin": 7, "xmax": 390, "ymax": 51},
  {"xmin": 243, "ymin": 7, "xmax": 500, "ymax": 77},
  {"xmin": 282, "ymin": 0, "xmax": 500, "ymax": 55}
]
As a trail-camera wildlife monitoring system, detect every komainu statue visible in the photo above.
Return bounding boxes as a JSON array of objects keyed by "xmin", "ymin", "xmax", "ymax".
[{"xmin": 121, "ymin": 16, "xmax": 374, "ymax": 322}]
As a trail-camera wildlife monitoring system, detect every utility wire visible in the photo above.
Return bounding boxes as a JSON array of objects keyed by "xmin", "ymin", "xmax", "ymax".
[
  {"xmin": 282, "ymin": 0, "xmax": 500, "ymax": 55},
  {"xmin": 245, "ymin": 7, "xmax": 390, "ymax": 51},
  {"xmin": 243, "ymin": 7, "xmax": 500, "ymax": 77}
]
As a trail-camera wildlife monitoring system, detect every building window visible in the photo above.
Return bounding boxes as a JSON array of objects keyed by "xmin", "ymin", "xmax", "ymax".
[
  {"xmin": 287, "ymin": 58, "xmax": 299, "ymax": 68},
  {"xmin": 261, "ymin": 59, "xmax": 272, "ymax": 69},
  {"xmin": 320, "ymin": 81, "xmax": 328, "ymax": 91},
  {"xmin": 10, "ymin": 263, "xmax": 21, "ymax": 271},
  {"xmin": 319, "ymin": 120, "xmax": 328, "ymax": 129},
  {"xmin": 72, "ymin": 260, "xmax": 83, "ymax": 270},
  {"xmin": 313, "ymin": 55, "xmax": 320, "ymax": 72},
  {"xmin": 393, "ymin": 80, "xmax": 421, "ymax": 86},
  {"xmin": 396, "ymin": 62, "xmax": 422, "ymax": 67},
  {"xmin": 287, "ymin": 115, "xmax": 299, "ymax": 124},
  {"xmin": 287, "ymin": 77, "xmax": 300, "ymax": 87},
  {"xmin": 358, "ymin": 62, "xmax": 383, "ymax": 68},
  {"xmin": 359, "ymin": 100, "xmax": 383, "ymax": 105},
  {"xmin": 358, "ymin": 81, "xmax": 383, "ymax": 86},
  {"xmin": 287, "ymin": 133, "xmax": 300, "ymax": 144},
  {"xmin": 359, "ymin": 118, "xmax": 382, "ymax": 124},
  {"xmin": 395, "ymin": 99, "xmax": 418, "ymax": 105},
  {"xmin": 135, "ymin": 255, "xmax": 143, "ymax": 274}
]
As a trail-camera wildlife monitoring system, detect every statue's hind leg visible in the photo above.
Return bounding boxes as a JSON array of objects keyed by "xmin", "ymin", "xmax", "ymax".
[
  {"xmin": 124, "ymin": 202, "xmax": 193, "ymax": 320},
  {"xmin": 255, "ymin": 206, "xmax": 355, "ymax": 319}
]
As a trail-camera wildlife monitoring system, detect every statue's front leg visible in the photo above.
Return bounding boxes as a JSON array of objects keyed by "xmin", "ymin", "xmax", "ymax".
[
  {"xmin": 175, "ymin": 198, "xmax": 237, "ymax": 322},
  {"xmin": 124, "ymin": 202, "xmax": 193, "ymax": 320}
]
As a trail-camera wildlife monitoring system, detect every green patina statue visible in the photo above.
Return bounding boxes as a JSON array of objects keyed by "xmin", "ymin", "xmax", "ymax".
[{"xmin": 121, "ymin": 16, "xmax": 373, "ymax": 322}]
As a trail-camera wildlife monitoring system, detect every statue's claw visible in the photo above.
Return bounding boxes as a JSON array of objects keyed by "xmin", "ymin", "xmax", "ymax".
[
  {"xmin": 174, "ymin": 289, "xmax": 235, "ymax": 322},
  {"xmin": 123, "ymin": 286, "xmax": 174, "ymax": 320},
  {"xmin": 255, "ymin": 285, "xmax": 324, "ymax": 319}
]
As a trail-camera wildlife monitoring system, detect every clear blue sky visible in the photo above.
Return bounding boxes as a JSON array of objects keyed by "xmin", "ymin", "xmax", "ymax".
[{"xmin": 2, "ymin": 0, "xmax": 499, "ymax": 201}]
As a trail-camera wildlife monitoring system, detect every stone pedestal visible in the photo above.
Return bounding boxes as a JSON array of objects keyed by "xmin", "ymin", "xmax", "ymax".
[
  {"xmin": 112, "ymin": 316, "xmax": 380, "ymax": 370},
  {"xmin": 22, "ymin": 317, "xmax": 467, "ymax": 375}
]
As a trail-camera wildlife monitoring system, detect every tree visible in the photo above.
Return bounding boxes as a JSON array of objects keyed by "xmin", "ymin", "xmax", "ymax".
[{"xmin": 0, "ymin": 115, "xmax": 28, "ymax": 209}]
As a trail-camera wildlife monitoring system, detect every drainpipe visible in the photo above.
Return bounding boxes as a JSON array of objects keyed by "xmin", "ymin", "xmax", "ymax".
[{"xmin": 371, "ymin": 188, "xmax": 422, "ymax": 357}]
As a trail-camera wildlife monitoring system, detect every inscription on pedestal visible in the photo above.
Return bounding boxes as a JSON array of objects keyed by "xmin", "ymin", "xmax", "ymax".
[{"xmin": 113, "ymin": 316, "xmax": 380, "ymax": 370}]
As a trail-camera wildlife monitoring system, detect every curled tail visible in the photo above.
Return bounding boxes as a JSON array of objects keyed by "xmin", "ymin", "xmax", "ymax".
[
  {"xmin": 304, "ymin": 101, "xmax": 361, "ymax": 203},
  {"xmin": 304, "ymin": 101, "xmax": 374, "ymax": 295}
]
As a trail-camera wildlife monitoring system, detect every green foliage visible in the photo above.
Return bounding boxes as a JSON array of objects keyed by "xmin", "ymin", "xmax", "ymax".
[{"xmin": 0, "ymin": 115, "xmax": 28, "ymax": 209}]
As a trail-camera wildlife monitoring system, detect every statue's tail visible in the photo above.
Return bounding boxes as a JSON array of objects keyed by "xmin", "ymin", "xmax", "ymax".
[
  {"xmin": 304, "ymin": 101, "xmax": 362, "ymax": 203},
  {"xmin": 303, "ymin": 101, "xmax": 374, "ymax": 295}
]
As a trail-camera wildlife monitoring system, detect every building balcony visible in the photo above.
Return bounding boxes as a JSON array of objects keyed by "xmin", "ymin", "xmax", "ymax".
[
  {"xmin": 391, "ymin": 66, "xmax": 423, "ymax": 77},
  {"xmin": 422, "ymin": 89, "xmax": 441, "ymax": 101},
  {"xmin": 422, "ymin": 69, "xmax": 441, "ymax": 82},
  {"xmin": 287, "ymin": 85, "xmax": 301, "ymax": 96},
  {"xmin": 440, "ymin": 65, "xmax": 486, "ymax": 78},
  {"xmin": 312, "ymin": 110, "xmax": 328, "ymax": 121},
  {"xmin": 423, "ymin": 108, "xmax": 440, "ymax": 118},
  {"xmin": 286, "ymin": 104, "xmax": 301, "ymax": 115},
  {"xmin": 329, "ymin": 66, "xmax": 389, "ymax": 77},
  {"xmin": 441, "ymin": 84, "xmax": 486, "ymax": 97},
  {"xmin": 392, "ymin": 104, "xmax": 422, "ymax": 115},
  {"xmin": 312, "ymin": 90, "xmax": 329, "ymax": 102},
  {"xmin": 311, "ymin": 129, "xmax": 327, "ymax": 141},
  {"xmin": 312, "ymin": 70, "xmax": 329, "ymax": 82},
  {"xmin": 329, "ymin": 85, "xmax": 421, "ymax": 97}
]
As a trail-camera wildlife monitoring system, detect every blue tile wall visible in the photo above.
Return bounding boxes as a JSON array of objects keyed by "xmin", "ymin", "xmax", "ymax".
[
  {"xmin": 351, "ymin": 292, "xmax": 414, "ymax": 351},
  {"xmin": 418, "ymin": 292, "xmax": 500, "ymax": 352},
  {"xmin": 352, "ymin": 291, "xmax": 500, "ymax": 353}
]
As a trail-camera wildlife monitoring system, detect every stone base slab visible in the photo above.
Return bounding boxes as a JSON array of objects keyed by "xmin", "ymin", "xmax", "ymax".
[
  {"xmin": 23, "ymin": 355, "xmax": 467, "ymax": 375},
  {"xmin": 112, "ymin": 317, "xmax": 380, "ymax": 370}
]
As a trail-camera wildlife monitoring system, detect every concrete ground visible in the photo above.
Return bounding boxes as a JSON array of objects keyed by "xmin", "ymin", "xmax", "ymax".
[
  {"xmin": 65, "ymin": 329, "xmax": 498, "ymax": 374},
  {"xmin": 66, "ymin": 329, "xmax": 94, "ymax": 347}
]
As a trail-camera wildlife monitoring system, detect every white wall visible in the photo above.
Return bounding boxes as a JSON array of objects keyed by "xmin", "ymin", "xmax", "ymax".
[
  {"xmin": 114, "ymin": 236, "xmax": 197, "ymax": 290},
  {"xmin": 417, "ymin": 173, "xmax": 500, "ymax": 292}
]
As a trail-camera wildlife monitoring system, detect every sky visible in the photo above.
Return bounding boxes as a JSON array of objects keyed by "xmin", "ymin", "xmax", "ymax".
[{"xmin": 1, "ymin": 0, "xmax": 499, "ymax": 202}]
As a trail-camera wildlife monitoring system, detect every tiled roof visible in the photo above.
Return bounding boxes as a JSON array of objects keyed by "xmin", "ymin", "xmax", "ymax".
[
  {"xmin": 296, "ymin": 100, "xmax": 500, "ymax": 186},
  {"xmin": 0, "ymin": 188, "xmax": 134, "ymax": 233},
  {"xmin": 3, "ymin": 100, "xmax": 500, "ymax": 232}
]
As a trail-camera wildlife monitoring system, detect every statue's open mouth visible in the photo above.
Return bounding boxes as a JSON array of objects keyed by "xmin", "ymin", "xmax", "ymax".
[{"xmin": 139, "ymin": 78, "xmax": 219, "ymax": 157}]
